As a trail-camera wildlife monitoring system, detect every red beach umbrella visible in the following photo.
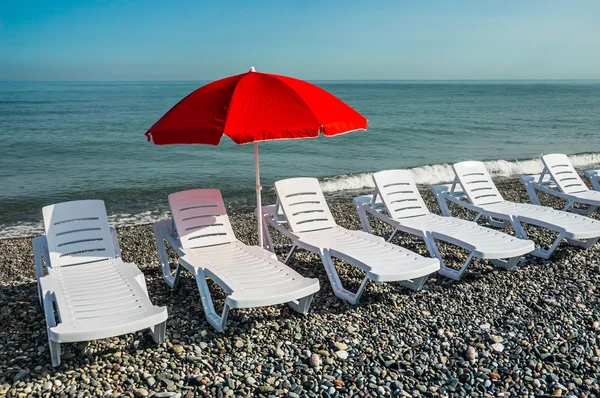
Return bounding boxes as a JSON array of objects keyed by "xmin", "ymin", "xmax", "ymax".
[{"xmin": 146, "ymin": 67, "xmax": 368, "ymax": 247}]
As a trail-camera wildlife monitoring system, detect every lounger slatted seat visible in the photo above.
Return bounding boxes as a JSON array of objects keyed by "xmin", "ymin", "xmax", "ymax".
[
  {"xmin": 432, "ymin": 161, "xmax": 600, "ymax": 259},
  {"xmin": 32, "ymin": 200, "xmax": 167, "ymax": 367},
  {"xmin": 152, "ymin": 189, "xmax": 319, "ymax": 332},
  {"xmin": 353, "ymin": 170, "xmax": 534, "ymax": 280},
  {"xmin": 261, "ymin": 177, "xmax": 440, "ymax": 304},
  {"xmin": 520, "ymin": 154, "xmax": 600, "ymax": 215}
]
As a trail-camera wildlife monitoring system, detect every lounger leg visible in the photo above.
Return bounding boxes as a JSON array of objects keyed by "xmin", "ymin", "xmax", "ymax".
[
  {"xmin": 195, "ymin": 271, "xmax": 230, "ymax": 332},
  {"xmin": 49, "ymin": 338, "xmax": 61, "ymax": 367},
  {"xmin": 153, "ymin": 222, "xmax": 181, "ymax": 289},
  {"xmin": 510, "ymin": 217, "xmax": 528, "ymax": 240},
  {"xmin": 490, "ymin": 256, "xmax": 522, "ymax": 270},
  {"xmin": 436, "ymin": 196, "xmax": 452, "ymax": 217},
  {"xmin": 561, "ymin": 200, "xmax": 575, "ymax": 212},
  {"xmin": 355, "ymin": 203, "xmax": 373, "ymax": 233},
  {"xmin": 509, "ymin": 217, "xmax": 562, "ymax": 259},
  {"xmin": 399, "ymin": 275, "xmax": 429, "ymax": 291},
  {"xmin": 487, "ymin": 217, "xmax": 509, "ymax": 228},
  {"xmin": 287, "ymin": 294, "xmax": 315, "ymax": 314},
  {"xmin": 531, "ymin": 232, "xmax": 564, "ymax": 259},
  {"xmin": 423, "ymin": 233, "xmax": 471, "ymax": 281},
  {"xmin": 565, "ymin": 236, "xmax": 599, "ymax": 249},
  {"xmin": 284, "ymin": 245, "xmax": 297, "ymax": 264},
  {"xmin": 262, "ymin": 214, "xmax": 275, "ymax": 252},
  {"xmin": 438, "ymin": 253, "xmax": 475, "ymax": 281},
  {"xmin": 473, "ymin": 213, "xmax": 507, "ymax": 228},
  {"xmin": 568, "ymin": 205, "xmax": 598, "ymax": 216},
  {"xmin": 149, "ymin": 320, "xmax": 166, "ymax": 344},
  {"xmin": 525, "ymin": 183, "xmax": 541, "ymax": 205},
  {"xmin": 42, "ymin": 291, "xmax": 62, "ymax": 367},
  {"xmin": 32, "ymin": 237, "xmax": 49, "ymax": 308},
  {"xmin": 386, "ymin": 229, "xmax": 399, "ymax": 242},
  {"xmin": 320, "ymin": 249, "xmax": 370, "ymax": 305}
]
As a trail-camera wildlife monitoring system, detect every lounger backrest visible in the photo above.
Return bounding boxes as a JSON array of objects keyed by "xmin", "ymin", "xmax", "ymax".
[
  {"xmin": 373, "ymin": 170, "xmax": 430, "ymax": 219},
  {"xmin": 453, "ymin": 161, "xmax": 504, "ymax": 206},
  {"xmin": 42, "ymin": 200, "xmax": 118, "ymax": 268},
  {"xmin": 274, "ymin": 177, "xmax": 337, "ymax": 233},
  {"xmin": 542, "ymin": 154, "xmax": 588, "ymax": 194},
  {"xmin": 168, "ymin": 189, "xmax": 237, "ymax": 249}
]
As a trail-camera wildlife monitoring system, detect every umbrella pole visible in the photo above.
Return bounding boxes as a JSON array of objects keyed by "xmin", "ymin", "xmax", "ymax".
[{"xmin": 254, "ymin": 142, "xmax": 264, "ymax": 248}]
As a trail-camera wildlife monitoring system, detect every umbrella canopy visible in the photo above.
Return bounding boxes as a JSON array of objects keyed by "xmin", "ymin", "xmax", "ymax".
[{"xmin": 146, "ymin": 68, "xmax": 368, "ymax": 247}]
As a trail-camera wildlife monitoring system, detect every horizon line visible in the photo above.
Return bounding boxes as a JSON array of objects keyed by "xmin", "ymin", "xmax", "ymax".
[{"xmin": 2, "ymin": 78, "xmax": 600, "ymax": 83}]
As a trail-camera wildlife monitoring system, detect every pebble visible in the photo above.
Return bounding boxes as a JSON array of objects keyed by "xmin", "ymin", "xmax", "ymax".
[
  {"xmin": 490, "ymin": 334, "xmax": 504, "ymax": 343},
  {"xmin": 310, "ymin": 353, "xmax": 321, "ymax": 368},
  {"xmin": 1, "ymin": 181, "xmax": 600, "ymax": 398},
  {"xmin": 465, "ymin": 346, "xmax": 477, "ymax": 361},
  {"xmin": 491, "ymin": 343, "xmax": 505, "ymax": 353},
  {"xmin": 334, "ymin": 342, "xmax": 348, "ymax": 350}
]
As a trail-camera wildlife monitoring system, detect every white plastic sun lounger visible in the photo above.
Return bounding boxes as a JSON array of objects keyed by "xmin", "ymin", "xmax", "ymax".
[
  {"xmin": 152, "ymin": 189, "xmax": 319, "ymax": 332},
  {"xmin": 32, "ymin": 200, "xmax": 168, "ymax": 367},
  {"xmin": 520, "ymin": 154, "xmax": 599, "ymax": 215},
  {"xmin": 432, "ymin": 161, "xmax": 600, "ymax": 259},
  {"xmin": 584, "ymin": 169, "xmax": 600, "ymax": 191},
  {"xmin": 260, "ymin": 177, "xmax": 440, "ymax": 304},
  {"xmin": 353, "ymin": 170, "xmax": 535, "ymax": 280}
]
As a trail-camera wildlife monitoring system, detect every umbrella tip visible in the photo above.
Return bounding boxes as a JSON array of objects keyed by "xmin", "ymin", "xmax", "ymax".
[{"xmin": 249, "ymin": 66, "xmax": 256, "ymax": 72}]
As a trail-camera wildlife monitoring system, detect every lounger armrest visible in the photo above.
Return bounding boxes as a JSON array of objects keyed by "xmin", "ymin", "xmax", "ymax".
[
  {"xmin": 432, "ymin": 184, "xmax": 481, "ymax": 215},
  {"xmin": 520, "ymin": 175, "xmax": 536, "ymax": 184},
  {"xmin": 153, "ymin": 219, "xmax": 183, "ymax": 254},
  {"xmin": 261, "ymin": 205, "xmax": 300, "ymax": 240},
  {"xmin": 444, "ymin": 195, "xmax": 481, "ymax": 212},
  {"xmin": 520, "ymin": 174, "xmax": 557, "ymax": 188},
  {"xmin": 584, "ymin": 170, "xmax": 600, "ymax": 190},
  {"xmin": 584, "ymin": 170, "xmax": 599, "ymax": 179},
  {"xmin": 355, "ymin": 198, "xmax": 398, "ymax": 225},
  {"xmin": 39, "ymin": 275, "xmax": 59, "ymax": 327},
  {"xmin": 32, "ymin": 236, "xmax": 50, "ymax": 280},
  {"xmin": 432, "ymin": 184, "xmax": 455, "ymax": 196},
  {"xmin": 353, "ymin": 195, "xmax": 386, "ymax": 212},
  {"xmin": 109, "ymin": 227, "xmax": 122, "ymax": 258},
  {"xmin": 523, "ymin": 182, "xmax": 573, "ymax": 201}
]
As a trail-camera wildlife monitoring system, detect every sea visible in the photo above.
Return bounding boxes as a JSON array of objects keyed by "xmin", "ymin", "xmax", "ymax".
[{"xmin": 1, "ymin": 80, "xmax": 600, "ymax": 238}]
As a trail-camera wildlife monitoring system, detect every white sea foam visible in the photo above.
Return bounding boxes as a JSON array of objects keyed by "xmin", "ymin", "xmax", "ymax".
[
  {"xmin": 2, "ymin": 153, "xmax": 600, "ymax": 239},
  {"xmin": 320, "ymin": 153, "xmax": 600, "ymax": 192},
  {"xmin": 0, "ymin": 209, "xmax": 171, "ymax": 239}
]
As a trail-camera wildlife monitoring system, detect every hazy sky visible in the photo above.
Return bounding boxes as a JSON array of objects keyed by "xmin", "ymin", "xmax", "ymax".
[{"xmin": 1, "ymin": 0, "xmax": 599, "ymax": 81}]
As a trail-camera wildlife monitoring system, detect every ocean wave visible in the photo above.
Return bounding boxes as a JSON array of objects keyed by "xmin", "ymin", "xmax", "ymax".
[{"xmin": 320, "ymin": 152, "xmax": 600, "ymax": 192}]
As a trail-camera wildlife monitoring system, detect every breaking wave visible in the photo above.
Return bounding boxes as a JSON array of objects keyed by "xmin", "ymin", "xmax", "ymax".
[{"xmin": 320, "ymin": 152, "xmax": 600, "ymax": 192}]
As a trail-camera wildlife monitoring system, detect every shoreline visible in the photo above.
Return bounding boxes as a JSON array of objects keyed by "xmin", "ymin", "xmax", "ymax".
[
  {"xmin": 1, "ymin": 178, "xmax": 600, "ymax": 397},
  {"xmin": 2, "ymin": 153, "xmax": 599, "ymax": 240}
]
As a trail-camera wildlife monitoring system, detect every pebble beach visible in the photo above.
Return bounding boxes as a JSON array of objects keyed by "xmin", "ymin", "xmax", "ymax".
[{"xmin": 1, "ymin": 179, "xmax": 599, "ymax": 398}]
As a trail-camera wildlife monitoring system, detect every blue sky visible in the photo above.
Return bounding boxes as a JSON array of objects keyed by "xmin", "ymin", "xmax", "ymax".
[{"xmin": 1, "ymin": 0, "xmax": 599, "ymax": 80}]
